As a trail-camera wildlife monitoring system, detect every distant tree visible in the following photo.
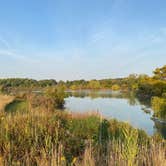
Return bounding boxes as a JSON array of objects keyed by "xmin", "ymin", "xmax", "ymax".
[
  {"xmin": 138, "ymin": 74, "xmax": 149, "ymax": 82},
  {"xmin": 88, "ymin": 80, "xmax": 100, "ymax": 89},
  {"xmin": 70, "ymin": 84, "xmax": 78, "ymax": 90},
  {"xmin": 111, "ymin": 84, "xmax": 120, "ymax": 91},
  {"xmin": 38, "ymin": 79, "xmax": 57, "ymax": 87},
  {"xmin": 126, "ymin": 74, "xmax": 138, "ymax": 90}
]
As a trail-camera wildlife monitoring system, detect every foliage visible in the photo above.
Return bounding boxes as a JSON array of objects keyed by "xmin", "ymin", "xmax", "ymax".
[
  {"xmin": 151, "ymin": 97, "xmax": 166, "ymax": 120},
  {"xmin": 88, "ymin": 80, "xmax": 101, "ymax": 89},
  {"xmin": 153, "ymin": 65, "xmax": 166, "ymax": 80},
  {"xmin": 0, "ymin": 78, "xmax": 57, "ymax": 92},
  {"xmin": 111, "ymin": 84, "xmax": 120, "ymax": 91},
  {"xmin": 137, "ymin": 80, "xmax": 166, "ymax": 99},
  {"xmin": 45, "ymin": 86, "xmax": 65, "ymax": 109}
]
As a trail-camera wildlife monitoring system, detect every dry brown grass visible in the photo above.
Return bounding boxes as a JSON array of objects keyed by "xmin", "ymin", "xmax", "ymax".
[
  {"xmin": 0, "ymin": 95, "xmax": 15, "ymax": 111},
  {"xmin": 0, "ymin": 144, "xmax": 165, "ymax": 166},
  {"xmin": 0, "ymin": 109, "xmax": 165, "ymax": 166},
  {"xmin": 68, "ymin": 111, "xmax": 102, "ymax": 119}
]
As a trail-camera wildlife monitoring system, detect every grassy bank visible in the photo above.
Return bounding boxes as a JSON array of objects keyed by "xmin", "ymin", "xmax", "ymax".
[
  {"xmin": 5, "ymin": 99, "xmax": 28, "ymax": 113},
  {"xmin": 0, "ymin": 110, "xmax": 165, "ymax": 166}
]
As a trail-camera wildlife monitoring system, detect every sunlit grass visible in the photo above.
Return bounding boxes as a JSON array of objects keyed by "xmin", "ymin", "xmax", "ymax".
[{"xmin": 0, "ymin": 109, "xmax": 165, "ymax": 166}]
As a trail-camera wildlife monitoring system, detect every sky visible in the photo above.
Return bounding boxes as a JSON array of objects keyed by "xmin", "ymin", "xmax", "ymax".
[{"xmin": 0, "ymin": 0, "xmax": 166, "ymax": 80}]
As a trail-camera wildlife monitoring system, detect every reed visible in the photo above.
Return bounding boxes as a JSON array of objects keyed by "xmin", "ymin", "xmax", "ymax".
[{"xmin": 0, "ymin": 110, "xmax": 165, "ymax": 166}]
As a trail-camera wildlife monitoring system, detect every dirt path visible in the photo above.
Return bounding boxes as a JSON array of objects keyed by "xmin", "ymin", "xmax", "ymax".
[{"xmin": 0, "ymin": 95, "xmax": 15, "ymax": 111}]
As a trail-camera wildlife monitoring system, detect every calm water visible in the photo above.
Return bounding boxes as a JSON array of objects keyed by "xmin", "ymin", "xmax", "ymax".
[{"xmin": 65, "ymin": 90, "xmax": 166, "ymax": 137}]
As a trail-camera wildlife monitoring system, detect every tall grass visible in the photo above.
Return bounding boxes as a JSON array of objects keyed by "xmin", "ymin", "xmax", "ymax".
[
  {"xmin": 0, "ymin": 110, "xmax": 165, "ymax": 166},
  {"xmin": 75, "ymin": 140, "xmax": 166, "ymax": 166}
]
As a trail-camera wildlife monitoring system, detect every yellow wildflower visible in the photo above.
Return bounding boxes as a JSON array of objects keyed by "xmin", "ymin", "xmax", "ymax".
[{"xmin": 61, "ymin": 156, "xmax": 66, "ymax": 161}]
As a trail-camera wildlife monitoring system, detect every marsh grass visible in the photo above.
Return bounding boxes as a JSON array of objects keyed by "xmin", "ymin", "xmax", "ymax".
[
  {"xmin": 76, "ymin": 140, "xmax": 166, "ymax": 166},
  {"xmin": 0, "ymin": 110, "xmax": 165, "ymax": 166}
]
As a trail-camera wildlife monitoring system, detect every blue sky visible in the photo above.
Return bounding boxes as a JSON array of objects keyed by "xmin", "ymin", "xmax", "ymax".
[{"xmin": 0, "ymin": 0, "xmax": 166, "ymax": 80}]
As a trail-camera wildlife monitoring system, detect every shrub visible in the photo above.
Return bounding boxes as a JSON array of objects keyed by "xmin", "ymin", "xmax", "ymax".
[
  {"xmin": 151, "ymin": 97, "xmax": 166, "ymax": 120},
  {"xmin": 45, "ymin": 86, "xmax": 65, "ymax": 109}
]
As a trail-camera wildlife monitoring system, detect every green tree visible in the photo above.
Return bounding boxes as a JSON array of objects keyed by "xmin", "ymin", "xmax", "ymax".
[
  {"xmin": 111, "ymin": 84, "xmax": 120, "ymax": 91},
  {"xmin": 153, "ymin": 65, "xmax": 166, "ymax": 80},
  {"xmin": 45, "ymin": 86, "xmax": 65, "ymax": 110},
  {"xmin": 151, "ymin": 97, "xmax": 166, "ymax": 120},
  {"xmin": 88, "ymin": 80, "xmax": 100, "ymax": 89}
]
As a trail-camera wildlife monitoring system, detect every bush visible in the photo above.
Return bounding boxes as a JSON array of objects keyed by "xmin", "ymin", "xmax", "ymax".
[
  {"xmin": 151, "ymin": 97, "xmax": 166, "ymax": 120},
  {"xmin": 45, "ymin": 86, "xmax": 65, "ymax": 109}
]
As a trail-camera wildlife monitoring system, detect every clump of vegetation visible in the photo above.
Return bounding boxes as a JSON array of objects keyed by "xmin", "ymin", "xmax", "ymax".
[
  {"xmin": 135, "ymin": 65, "xmax": 166, "ymax": 120},
  {"xmin": 137, "ymin": 80, "xmax": 166, "ymax": 99},
  {"xmin": 137, "ymin": 65, "xmax": 166, "ymax": 99},
  {"xmin": 121, "ymin": 126, "xmax": 138, "ymax": 166},
  {"xmin": 153, "ymin": 65, "xmax": 166, "ymax": 80},
  {"xmin": 45, "ymin": 86, "xmax": 66, "ymax": 109},
  {"xmin": 111, "ymin": 84, "xmax": 120, "ymax": 91},
  {"xmin": 151, "ymin": 97, "xmax": 166, "ymax": 120}
]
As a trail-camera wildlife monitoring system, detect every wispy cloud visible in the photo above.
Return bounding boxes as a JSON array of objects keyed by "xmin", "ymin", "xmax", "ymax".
[
  {"xmin": 0, "ymin": 36, "xmax": 39, "ymax": 63},
  {"xmin": 0, "ymin": 49, "xmax": 29, "ymax": 61}
]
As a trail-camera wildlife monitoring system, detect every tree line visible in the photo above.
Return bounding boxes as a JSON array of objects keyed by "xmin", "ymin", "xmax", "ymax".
[
  {"xmin": 0, "ymin": 65, "xmax": 166, "ymax": 119},
  {"xmin": 0, "ymin": 75, "xmax": 149, "ymax": 92}
]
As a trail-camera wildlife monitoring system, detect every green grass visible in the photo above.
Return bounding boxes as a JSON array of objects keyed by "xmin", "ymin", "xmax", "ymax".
[{"xmin": 5, "ymin": 99, "xmax": 29, "ymax": 113}]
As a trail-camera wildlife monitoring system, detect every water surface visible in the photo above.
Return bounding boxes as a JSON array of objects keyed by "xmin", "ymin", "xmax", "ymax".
[{"xmin": 65, "ymin": 90, "xmax": 166, "ymax": 137}]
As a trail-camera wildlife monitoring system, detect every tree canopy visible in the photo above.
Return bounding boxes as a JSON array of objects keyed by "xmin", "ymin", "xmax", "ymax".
[{"xmin": 153, "ymin": 65, "xmax": 166, "ymax": 80}]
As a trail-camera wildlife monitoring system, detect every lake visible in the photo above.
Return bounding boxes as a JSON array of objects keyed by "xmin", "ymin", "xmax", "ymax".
[{"xmin": 65, "ymin": 90, "xmax": 166, "ymax": 138}]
